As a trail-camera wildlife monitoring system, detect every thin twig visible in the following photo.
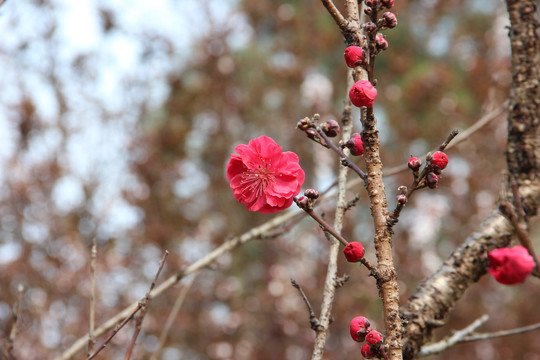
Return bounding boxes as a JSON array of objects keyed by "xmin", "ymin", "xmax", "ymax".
[
  {"xmin": 462, "ymin": 321, "xmax": 540, "ymax": 342},
  {"xmin": 5, "ymin": 284, "xmax": 24, "ymax": 359},
  {"xmin": 87, "ymin": 252, "xmax": 169, "ymax": 360},
  {"xmin": 88, "ymin": 239, "xmax": 97, "ymax": 356},
  {"xmin": 124, "ymin": 251, "xmax": 169, "ymax": 360},
  {"xmin": 294, "ymin": 198, "xmax": 349, "ymax": 246},
  {"xmin": 438, "ymin": 129, "xmax": 459, "ymax": 151},
  {"xmin": 418, "ymin": 315, "xmax": 489, "ymax": 357},
  {"xmin": 317, "ymin": 128, "xmax": 367, "ymax": 180},
  {"xmin": 150, "ymin": 272, "xmax": 198, "ymax": 360},
  {"xmin": 291, "ymin": 279, "xmax": 321, "ymax": 330}
]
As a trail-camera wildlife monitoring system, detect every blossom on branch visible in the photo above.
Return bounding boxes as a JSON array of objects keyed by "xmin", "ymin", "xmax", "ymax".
[
  {"xmin": 226, "ymin": 136, "xmax": 305, "ymax": 214},
  {"xmin": 349, "ymin": 80, "xmax": 377, "ymax": 107},
  {"xmin": 487, "ymin": 245, "xmax": 535, "ymax": 285}
]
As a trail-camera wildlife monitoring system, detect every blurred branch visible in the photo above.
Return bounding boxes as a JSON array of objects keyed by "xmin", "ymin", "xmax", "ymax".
[
  {"xmin": 150, "ymin": 272, "xmax": 198, "ymax": 360},
  {"xmin": 418, "ymin": 314, "xmax": 489, "ymax": 357},
  {"xmin": 87, "ymin": 239, "xmax": 97, "ymax": 356},
  {"xmin": 4, "ymin": 284, "xmax": 24, "ymax": 360},
  {"xmin": 419, "ymin": 315, "xmax": 540, "ymax": 357},
  {"xmin": 87, "ymin": 251, "xmax": 168, "ymax": 360},
  {"xmin": 311, "ymin": 67, "xmax": 354, "ymax": 360},
  {"xmin": 124, "ymin": 251, "xmax": 169, "ymax": 360},
  {"xmin": 56, "ymin": 204, "xmax": 316, "ymax": 360}
]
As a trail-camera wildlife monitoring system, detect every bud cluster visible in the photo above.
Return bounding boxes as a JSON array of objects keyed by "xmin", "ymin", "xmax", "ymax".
[
  {"xmin": 297, "ymin": 114, "xmax": 342, "ymax": 145},
  {"xmin": 407, "ymin": 151, "xmax": 449, "ymax": 190},
  {"xmin": 296, "ymin": 189, "xmax": 320, "ymax": 210},
  {"xmin": 349, "ymin": 316, "xmax": 386, "ymax": 359}
]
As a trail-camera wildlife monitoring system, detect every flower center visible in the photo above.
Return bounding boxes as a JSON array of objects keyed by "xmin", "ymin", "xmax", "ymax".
[{"xmin": 240, "ymin": 158, "xmax": 275, "ymax": 196}]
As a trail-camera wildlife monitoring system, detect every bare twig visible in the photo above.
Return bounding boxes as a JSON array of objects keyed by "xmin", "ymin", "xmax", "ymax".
[
  {"xmin": 295, "ymin": 198, "xmax": 349, "ymax": 246},
  {"xmin": 291, "ymin": 279, "xmax": 321, "ymax": 331},
  {"xmin": 88, "ymin": 239, "xmax": 97, "ymax": 356},
  {"xmin": 419, "ymin": 315, "xmax": 540, "ymax": 357},
  {"xmin": 150, "ymin": 272, "xmax": 198, "ymax": 360},
  {"xmin": 462, "ymin": 321, "xmax": 540, "ymax": 342},
  {"xmin": 418, "ymin": 315, "xmax": 489, "ymax": 357},
  {"xmin": 124, "ymin": 251, "xmax": 169, "ymax": 360},
  {"xmin": 5, "ymin": 284, "xmax": 24, "ymax": 359},
  {"xmin": 317, "ymin": 128, "xmax": 367, "ymax": 180},
  {"xmin": 87, "ymin": 251, "xmax": 169, "ymax": 360}
]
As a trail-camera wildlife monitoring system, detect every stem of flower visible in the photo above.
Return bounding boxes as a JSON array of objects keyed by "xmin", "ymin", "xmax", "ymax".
[
  {"xmin": 294, "ymin": 200, "xmax": 349, "ymax": 247},
  {"xmin": 317, "ymin": 128, "xmax": 368, "ymax": 181}
]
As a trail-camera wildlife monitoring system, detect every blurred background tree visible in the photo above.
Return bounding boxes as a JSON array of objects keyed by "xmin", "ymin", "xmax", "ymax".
[{"xmin": 0, "ymin": 0, "xmax": 538, "ymax": 359}]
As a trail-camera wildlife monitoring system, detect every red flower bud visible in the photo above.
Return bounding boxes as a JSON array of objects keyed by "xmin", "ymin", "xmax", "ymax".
[
  {"xmin": 408, "ymin": 156, "xmax": 421, "ymax": 171},
  {"xmin": 296, "ymin": 196, "xmax": 309, "ymax": 209},
  {"xmin": 322, "ymin": 119, "xmax": 340, "ymax": 137},
  {"xmin": 344, "ymin": 46, "xmax": 364, "ymax": 68},
  {"xmin": 344, "ymin": 242, "xmax": 365, "ymax": 262},
  {"xmin": 426, "ymin": 172, "xmax": 439, "ymax": 189},
  {"xmin": 361, "ymin": 343, "xmax": 375, "ymax": 358},
  {"xmin": 488, "ymin": 246, "xmax": 535, "ymax": 285},
  {"xmin": 366, "ymin": 330, "xmax": 383, "ymax": 345},
  {"xmin": 383, "ymin": 12, "xmax": 398, "ymax": 28},
  {"xmin": 381, "ymin": 0, "xmax": 394, "ymax": 8},
  {"xmin": 363, "ymin": 22, "xmax": 377, "ymax": 33},
  {"xmin": 304, "ymin": 188, "xmax": 319, "ymax": 200},
  {"xmin": 432, "ymin": 151, "xmax": 448, "ymax": 169},
  {"xmin": 346, "ymin": 133, "xmax": 364, "ymax": 156},
  {"xmin": 349, "ymin": 80, "xmax": 377, "ymax": 107},
  {"xmin": 375, "ymin": 33, "xmax": 388, "ymax": 50},
  {"xmin": 350, "ymin": 316, "xmax": 371, "ymax": 342},
  {"xmin": 397, "ymin": 194, "xmax": 407, "ymax": 205}
]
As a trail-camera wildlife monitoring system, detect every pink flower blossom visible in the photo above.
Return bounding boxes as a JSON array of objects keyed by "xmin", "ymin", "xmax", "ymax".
[
  {"xmin": 349, "ymin": 80, "xmax": 377, "ymax": 107},
  {"xmin": 487, "ymin": 246, "xmax": 535, "ymax": 285},
  {"xmin": 226, "ymin": 136, "xmax": 305, "ymax": 214}
]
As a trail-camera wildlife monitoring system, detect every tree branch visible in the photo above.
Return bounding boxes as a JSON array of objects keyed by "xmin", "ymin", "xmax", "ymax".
[{"xmin": 311, "ymin": 68, "xmax": 355, "ymax": 360}]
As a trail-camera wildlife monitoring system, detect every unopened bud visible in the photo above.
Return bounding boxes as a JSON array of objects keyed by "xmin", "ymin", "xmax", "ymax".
[
  {"xmin": 408, "ymin": 156, "xmax": 421, "ymax": 171},
  {"xmin": 383, "ymin": 12, "xmax": 398, "ymax": 28},
  {"xmin": 297, "ymin": 117, "xmax": 310, "ymax": 130},
  {"xmin": 345, "ymin": 133, "xmax": 364, "ymax": 156},
  {"xmin": 381, "ymin": 0, "xmax": 394, "ymax": 8},
  {"xmin": 296, "ymin": 196, "xmax": 309, "ymax": 209},
  {"xmin": 363, "ymin": 22, "xmax": 377, "ymax": 33},
  {"xmin": 375, "ymin": 33, "xmax": 388, "ymax": 50},
  {"xmin": 426, "ymin": 172, "xmax": 439, "ymax": 189},
  {"xmin": 304, "ymin": 189, "xmax": 319, "ymax": 200},
  {"xmin": 397, "ymin": 194, "xmax": 407, "ymax": 205},
  {"xmin": 321, "ymin": 120, "xmax": 340, "ymax": 137},
  {"xmin": 305, "ymin": 128, "xmax": 321, "ymax": 142}
]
